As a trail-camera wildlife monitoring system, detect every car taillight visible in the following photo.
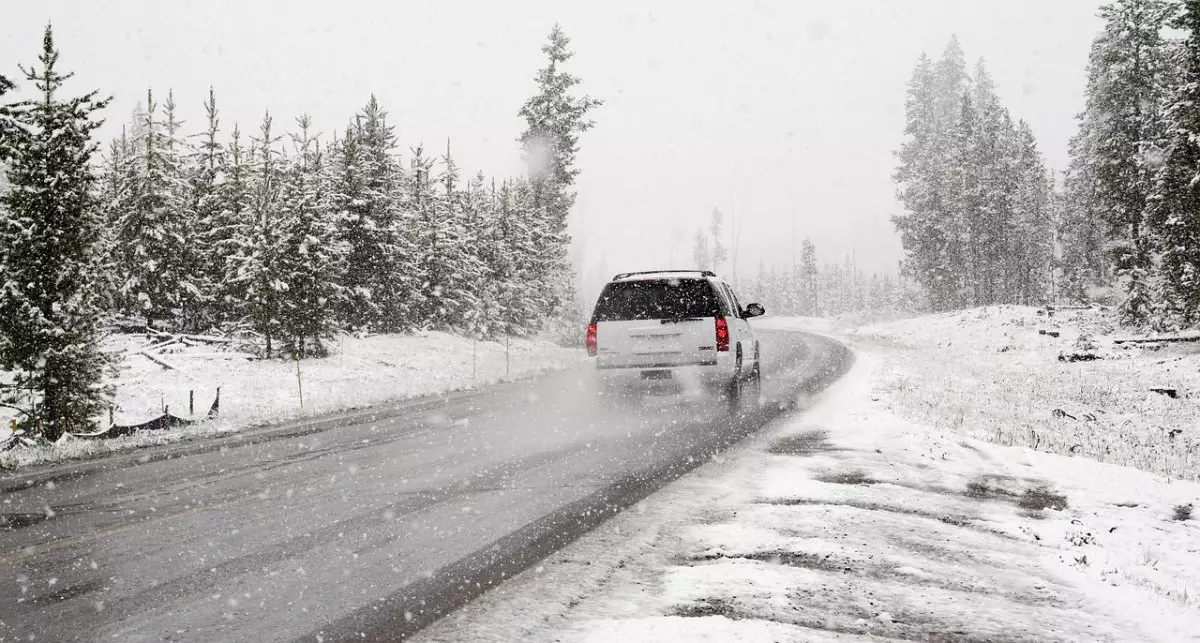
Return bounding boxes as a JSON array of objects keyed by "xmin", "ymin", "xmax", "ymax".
[
  {"xmin": 586, "ymin": 322, "xmax": 598, "ymax": 356},
  {"xmin": 715, "ymin": 316, "xmax": 729, "ymax": 352}
]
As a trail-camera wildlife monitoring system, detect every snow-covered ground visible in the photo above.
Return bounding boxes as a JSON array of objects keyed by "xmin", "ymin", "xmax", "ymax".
[
  {"xmin": 0, "ymin": 331, "xmax": 583, "ymax": 470},
  {"xmin": 841, "ymin": 305, "xmax": 1200, "ymax": 482},
  {"xmin": 416, "ymin": 310, "xmax": 1200, "ymax": 642}
]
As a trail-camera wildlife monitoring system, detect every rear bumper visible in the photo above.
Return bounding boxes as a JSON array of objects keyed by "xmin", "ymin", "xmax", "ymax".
[
  {"xmin": 591, "ymin": 357, "xmax": 734, "ymax": 391},
  {"xmin": 594, "ymin": 350, "xmax": 734, "ymax": 372},
  {"xmin": 596, "ymin": 359, "xmax": 717, "ymax": 369}
]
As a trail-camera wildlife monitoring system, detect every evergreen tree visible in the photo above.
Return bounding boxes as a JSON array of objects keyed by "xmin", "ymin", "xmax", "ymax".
[
  {"xmin": 230, "ymin": 112, "xmax": 284, "ymax": 354},
  {"xmin": 409, "ymin": 144, "xmax": 446, "ymax": 326},
  {"xmin": 1152, "ymin": 0, "xmax": 1200, "ymax": 323},
  {"xmin": 751, "ymin": 259, "xmax": 768, "ymax": 306},
  {"xmin": 692, "ymin": 230, "xmax": 710, "ymax": 270},
  {"xmin": 420, "ymin": 142, "xmax": 483, "ymax": 330},
  {"xmin": 1059, "ymin": 127, "xmax": 1109, "ymax": 300},
  {"xmin": 460, "ymin": 172, "xmax": 496, "ymax": 337},
  {"xmin": 945, "ymin": 93, "xmax": 981, "ymax": 306},
  {"xmin": 112, "ymin": 89, "xmax": 198, "ymax": 328},
  {"xmin": 191, "ymin": 87, "xmax": 231, "ymax": 328},
  {"xmin": 1011, "ymin": 122, "xmax": 1055, "ymax": 305},
  {"xmin": 0, "ymin": 25, "xmax": 112, "ymax": 439},
  {"xmin": 163, "ymin": 89, "xmax": 204, "ymax": 328},
  {"xmin": 800, "ymin": 238, "xmax": 819, "ymax": 315},
  {"xmin": 893, "ymin": 48, "xmax": 963, "ymax": 310},
  {"xmin": 331, "ymin": 118, "xmax": 371, "ymax": 326},
  {"xmin": 466, "ymin": 177, "xmax": 507, "ymax": 338},
  {"xmin": 95, "ymin": 128, "xmax": 131, "ymax": 312},
  {"xmin": 1079, "ymin": 0, "xmax": 1175, "ymax": 320},
  {"xmin": 933, "ymin": 37, "xmax": 970, "ymax": 138},
  {"xmin": 969, "ymin": 60, "xmax": 1019, "ymax": 305},
  {"xmin": 334, "ymin": 97, "xmax": 416, "ymax": 331},
  {"xmin": 501, "ymin": 178, "xmax": 544, "ymax": 333},
  {"xmin": 518, "ymin": 25, "xmax": 602, "ymax": 316},
  {"xmin": 274, "ymin": 115, "xmax": 344, "ymax": 356},
  {"xmin": 0, "ymin": 73, "xmax": 15, "ymax": 162},
  {"xmin": 213, "ymin": 124, "xmax": 252, "ymax": 323},
  {"xmin": 708, "ymin": 208, "xmax": 728, "ymax": 273}
]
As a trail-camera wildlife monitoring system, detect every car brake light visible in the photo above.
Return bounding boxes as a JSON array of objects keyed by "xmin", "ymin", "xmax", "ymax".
[
  {"xmin": 586, "ymin": 322, "xmax": 598, "ymax": 356},
  {"xmin": 715, "ymin": 316, "xmax": 729, "ymax": 352}
]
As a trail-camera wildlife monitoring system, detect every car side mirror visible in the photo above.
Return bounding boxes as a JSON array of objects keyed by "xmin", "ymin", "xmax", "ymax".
[{"xmin": 743, "ymin": 303, "xmax": 765, "ymax": 318}]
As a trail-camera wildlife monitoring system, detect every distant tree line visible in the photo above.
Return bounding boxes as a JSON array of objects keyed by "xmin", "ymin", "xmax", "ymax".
[
  {"xmin": 685, "ymin": 207, "xmax": 916, "ymax": 319},
  {"xmin": 740, "ymin": 239, "xmax": 921, "ymax": 319},
  {"xmin": 0, "ymin": 24, "xmax": 599, "ymax": 438}
]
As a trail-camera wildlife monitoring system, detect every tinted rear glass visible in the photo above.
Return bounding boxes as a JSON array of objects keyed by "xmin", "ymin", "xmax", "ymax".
[{"xmin": 592, "ymin": 279, "xmax": 722, "ymax": 322}]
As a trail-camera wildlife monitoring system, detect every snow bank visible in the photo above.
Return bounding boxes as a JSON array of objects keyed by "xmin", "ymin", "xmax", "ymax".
[{"xmin": 1, "ymin": 331, "xmax": 583, "ymax": 470}]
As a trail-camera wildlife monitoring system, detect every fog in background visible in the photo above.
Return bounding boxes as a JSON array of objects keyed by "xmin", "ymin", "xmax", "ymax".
[{"xmin": 1, "ymin": 0, "xmax": 1105, "ymax": 304}]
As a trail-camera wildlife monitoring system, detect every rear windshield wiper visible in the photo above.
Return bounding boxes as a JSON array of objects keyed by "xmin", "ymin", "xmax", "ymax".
[{"xmin": 661, "ymin": 317, "xmax": 704, "ymax": 324}]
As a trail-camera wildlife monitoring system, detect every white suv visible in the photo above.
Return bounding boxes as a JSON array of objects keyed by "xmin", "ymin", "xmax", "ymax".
[{"xmin": 586, "ymin": 270, "xmax": 765, "ymax": 408}]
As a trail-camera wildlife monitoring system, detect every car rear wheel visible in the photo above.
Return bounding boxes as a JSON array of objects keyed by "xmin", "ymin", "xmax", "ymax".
[
  {"xmin": 746, "ymin": 363, "xmax": 763, "ymax": 410},
  {"xmin": 726, "ymin": 362, "xmax": 762, "ymax": 419}
]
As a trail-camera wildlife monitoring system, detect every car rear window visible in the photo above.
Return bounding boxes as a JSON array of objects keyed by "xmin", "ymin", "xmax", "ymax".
[{"xmin": 591, "ymin": 279, "xmax": 722, "ymax": 322}]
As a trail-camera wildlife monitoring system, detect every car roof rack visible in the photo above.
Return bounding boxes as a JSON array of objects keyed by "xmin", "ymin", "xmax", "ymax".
[{"xmin": 612, "ymin": 269, "xmax": 717, "ymax": 280}]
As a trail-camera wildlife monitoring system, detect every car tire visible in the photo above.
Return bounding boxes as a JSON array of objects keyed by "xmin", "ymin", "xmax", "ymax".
[
  {"xmin": 725, "ymin": 371, "xmax": 744, "ymax": 415},
  {"xmin": 727, "ymin": 363, "xmax": 762, "ymax": 420},
  {"xmin": 746, "ymin": 363, "xmax": 763, "ymax": 411}
]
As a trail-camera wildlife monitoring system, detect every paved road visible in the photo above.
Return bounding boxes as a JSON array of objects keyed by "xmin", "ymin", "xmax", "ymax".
[{"xmin": 0, "ymin": 330, "xmax": 850, "ymax": 642}]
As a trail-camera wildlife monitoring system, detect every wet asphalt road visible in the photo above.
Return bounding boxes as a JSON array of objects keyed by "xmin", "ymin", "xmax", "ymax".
[{"xmin": 0, "ymin": 329, "xmax": 851, "ymax": 642}]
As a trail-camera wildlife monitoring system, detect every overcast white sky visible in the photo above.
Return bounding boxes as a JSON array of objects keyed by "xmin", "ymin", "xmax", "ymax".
[{"xmin": 2, "ymin": 0, "xmax": 1105, "ymax": 297}]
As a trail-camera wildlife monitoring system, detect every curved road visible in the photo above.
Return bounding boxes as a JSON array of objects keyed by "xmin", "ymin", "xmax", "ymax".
[{"xmin": 0, "ymin": 330, "xmax": 850, "ymax": 642}]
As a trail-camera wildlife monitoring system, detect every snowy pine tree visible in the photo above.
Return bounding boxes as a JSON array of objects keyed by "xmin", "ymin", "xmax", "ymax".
[
  {"xmin": 945, "ymin": 93, "xmax": 982, "ymax": 306},
  {"xmin": 709, "ymin": 208, "xmax": 728, "ymax": 273},
  {"xmin": 518, "ymin": 25, "xmax": 601, "ymax": 317},
  {"xmin": 1011, "ymin": 122, "xmax": 1055, "ymax": 306},
  {"xmin": 459, "ymin": 172, "xmax": 497, "ymax": 337},
  {"xmin": 0, "ymin": 26, "xmax": 112, "ymax": 439},
  {"xmin": 190, "ymin": 87, "xmax": 232, "ymax": 328},
  {"xmin": 230, "ymin": 112, "xmax": 284, "ymax": 354},
  {"xmin": 496, "ymin": 178, "xmax": 543, "ymax": 334},
  {"xmin": 409, "ymin": 144, "xmax": 445, "ymax": 326},
  {"xmin": 333, "ymin": 97, "xmax": 417, "ymax": 331},
  {"xmin": 893, "ymin": 47, "xmax": 964, "ymax": 311},
  {"xmin": 1152, "ymin": 0, "xmax": 1200, "ymax": 323},
  {"xmin": 274, "ymin": 115, "xmax": 344, "ymax": 356},
  {"xmin": 112, "ymin": 89, "xmax": 199, "ymax": 328},
  {"xmin": 95, "ymin": 129, "xmax": 132, "ymax": 312},
  {"xmin": 0, "ymin": 72, "xmax": 14, "ymax": 161},
  {"xmin": 692, "ymin": 231, "xmax": 710, "ymax": 270},
  {"xmin": 969, "ymin": 61, "xmax": 1018, "ymax": 305},
  {"xmin": 212, "ymin": 123, "xmax": 253, "ymax": 324},
  {"xmin": 1059, "ymin": 127, "xmax": 1109, "ymax": 301},
  {"xmin": 800, "ymin": 238, "xmax": 819, "ymax": 315},
  {"xmin": 418, "ymin": 142, "xmax": 483, "ymax": 331},
  {"xmin": 1077, "ymin": 0, "xmax": 1175, "ymax": 321}
]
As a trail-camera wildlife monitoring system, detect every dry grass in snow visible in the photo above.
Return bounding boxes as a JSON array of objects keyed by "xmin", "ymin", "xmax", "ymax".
[{"xmin": 839, "ymin": 305, "xmax": 1200, "ymax": 482}]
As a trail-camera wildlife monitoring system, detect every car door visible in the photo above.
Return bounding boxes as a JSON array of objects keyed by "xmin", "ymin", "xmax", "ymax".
[
  {"xmin": 719, "ymin": 282, "xmax": 754, "ymax": 367},
  {"xmin": 729, "ymin": 284, "xmax": 758, "ymax": 367}
]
